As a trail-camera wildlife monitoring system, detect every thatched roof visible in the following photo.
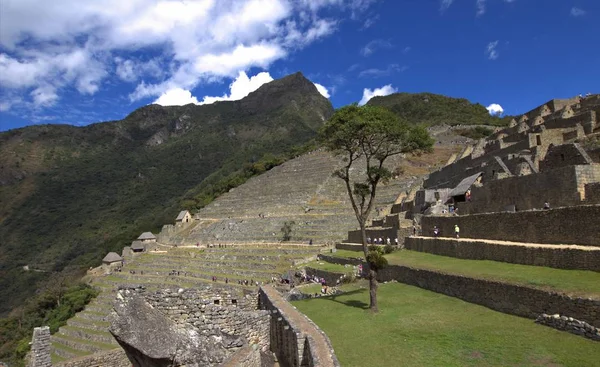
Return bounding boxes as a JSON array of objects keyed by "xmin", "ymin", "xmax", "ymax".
[
  {"xmin": 137, "ymin": 232, "xmax": 156, "ymax": 240},
  {"xmin": 131, "ymin": 240, "xmax": 145, "ymax": 250},
  {"xmin": 175, "ymin": 210, "xmax": 189, "ymax": 221},
  {"xmin": 103, "ymin": 252, "xmax": 123, "ymax": 263},
  {"xmin": 449, "ymin": 172, "xmax": 482, "ymax": 197}
]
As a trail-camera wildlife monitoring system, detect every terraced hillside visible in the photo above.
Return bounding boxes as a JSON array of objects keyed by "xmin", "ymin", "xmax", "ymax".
[
  {"xmin": 49, "ymin": 244, "xmax": 325, "ymax": 364},
  {"xmin": 163, "ymin": 149, "xmax": 422, "ymax": 245}
]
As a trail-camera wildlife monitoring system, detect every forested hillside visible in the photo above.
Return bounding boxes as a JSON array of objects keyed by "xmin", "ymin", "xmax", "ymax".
[
  {"xmin": 367, "ymin": 92, "xmax": 512, "ymax": 127},
  {"xmin": 0, "ymin": 72, "xmax": 333, "ymax": 316}
]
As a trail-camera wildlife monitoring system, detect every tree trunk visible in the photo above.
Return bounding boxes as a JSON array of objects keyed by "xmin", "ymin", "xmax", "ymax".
[
  {"xmin": 360, "ymin": 221, "xmax": 379, "ymax": 313},
  {"xmin": 369, "ymin": 268, "xmax": 378, "ymax": 313}
]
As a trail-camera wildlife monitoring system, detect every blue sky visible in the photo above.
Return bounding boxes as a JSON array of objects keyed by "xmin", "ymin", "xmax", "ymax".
[{"xmin": 0, "ymin": 0, "xmax": 598, "ymax": 131}]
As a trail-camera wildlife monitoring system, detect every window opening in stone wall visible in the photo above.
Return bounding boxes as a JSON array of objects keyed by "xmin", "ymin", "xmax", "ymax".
[
  {"xmin": 536, "ymin": 135, "xmax": 542, "ymax": 146},
  {"xmin": 561, "ymin": 154, "xmax": 565, "ymax": 161},
  {"xmin": 214, "ymin": 299, "xmax": 220, "ymax": 305},
  {"xmin": 231, "ymin": 299, "xmax": 237, "ymax": 306}
]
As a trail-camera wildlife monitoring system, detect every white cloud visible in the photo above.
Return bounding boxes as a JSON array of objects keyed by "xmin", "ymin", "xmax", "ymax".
[
  {"xmin": 485, "ymin": 40, "xmax": 499, "ymax": 60},
  {"xmin": 476, "ymin": 0, "xmax": 486, "ymax": 16},
  {"xmin": 314, "ymin": 83, "xmax": 330, "ymax": 98},
  {"xmin": 361, "ymin": 39, "xmax": 393, "ymax": 56},
  {"xmin": 358, "ymin": 84, "xmax": 397, "ymax": 105},
  {"xmin": 359, "ymin": 64, "xmax": 407, "ymax": 78},
  {"xmin": 486, "ymin": 103, "xmax": 504, "ymax": 116},
  {"xmin": 0, "ymin": 0, "xmax": 376, "ymax": 111},
  {"xmin": 570, "ymin": 7, "xmax": 586, "ymax": 17},
  {"xmin": 440, "ymin": 0, "xmax": 454, "ymax": 12},
  {"xmin": 198, "ymin": 71, "xmax": 274, "ymax": 104},
  {"xmin": 153, "ymin": 88, "xmax": 200, "ymax": 106}
]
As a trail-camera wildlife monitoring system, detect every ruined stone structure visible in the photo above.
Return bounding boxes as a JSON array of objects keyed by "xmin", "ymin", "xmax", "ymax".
[{"xmin": 27, "ymin": 327, "xmax": 52, "ymax": 367}]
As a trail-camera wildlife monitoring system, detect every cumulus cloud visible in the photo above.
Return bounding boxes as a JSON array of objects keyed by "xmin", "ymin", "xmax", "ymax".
[
  {"xmin": 486, "ymin": 103, "xmax": 504, "ymax": 116},
  {"xmin": 0, "ymin": 0, "xmax": 376, "ymax": 111},
  {"xmin": 485, "ymin": 40, "xmax": 499, "ymax": 60},
  {"xmin": 314, "ymin": 83, "xmax": 330, "ymax": 98},
  {"xmin": 358, "ymin": 84, "xmax": 397, "ymax": 106},
  {"xmin": 198, "ymin": 71, "xmax": 274, "ymax": 104},
  {"xmin": 153, "ymin": 88, "xmax": 200, "ymax": 106},
  {"xmin": 570, "ymin": 7, "xmax": 586, "ymax": 17}
]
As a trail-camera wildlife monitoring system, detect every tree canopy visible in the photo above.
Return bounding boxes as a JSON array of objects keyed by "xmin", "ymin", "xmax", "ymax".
[{"xmin": 319, "ymin": 104, "xmax": 434, "ymax": 312}]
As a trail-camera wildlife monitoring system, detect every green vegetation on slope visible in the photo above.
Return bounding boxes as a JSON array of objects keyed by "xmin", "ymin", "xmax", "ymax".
[
  {"xmin": 0, "ymin": 283, "xmax": 98, "ymax": 367},
  {"xmin": 455, "ymin": 126, "xmax": 495, "ymax": 139},
  {"xmin": 293, "ymin": 281, "xmax": 599, "ymax": 367},
  {"xmin": 367, "ymin": 92, "xmax": 512, "ymax": 127},
  {"xmin": 0, "ymin": 72, "xmax": 333, "ymax": 316}
]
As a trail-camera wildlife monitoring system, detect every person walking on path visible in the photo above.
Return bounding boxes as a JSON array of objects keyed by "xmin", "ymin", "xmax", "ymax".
[{"xmin": 454, "ymin": 224, "xmax": 460, "ymax": 239}]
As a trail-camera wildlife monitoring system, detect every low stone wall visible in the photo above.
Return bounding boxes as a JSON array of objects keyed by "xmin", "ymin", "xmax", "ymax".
[
  {"xmin": 376, "ymin": 265, "xmax": 600, "ymax": 327},
  {"xmin": 258, "ymin": 286, "xmax": 340, "ymax": 367},
  {"xmin": 335, "ymin": 243, "xmax": 364, "ymax": 251},
  {"xmin": 305, "ymin": 267, "xmax": 348, "ymax": 287},
  {"xmin": 421, "ymin": 205, "xmax": 600, "ymax": 246},
  {"xmin": 347, "ymin": 228, "xmax": 398, "ymax": 244},
  {"xmin": 535, "ymin": 314, "xmax": 600, "ymax": 341},
  {"xmin": 404, "ymin": 237, "xmax": 600, "ymax": 271},
  {"xmin": 54, "ymin": 348, "xmax": 130, "ymax": 367},
  {"xmin": 317, "ymin": 254, "xmax": 363, "ymax": 266}
]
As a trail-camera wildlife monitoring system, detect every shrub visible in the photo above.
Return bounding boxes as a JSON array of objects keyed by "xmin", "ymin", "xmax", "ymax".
[{"xmin": 384, "ymin": 244, "xmax": 395, "ymax": 254}]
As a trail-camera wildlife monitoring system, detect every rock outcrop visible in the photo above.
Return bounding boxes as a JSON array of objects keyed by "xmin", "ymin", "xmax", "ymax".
[{"xmin": 109, "ymin": 289, "xmax": 243, "ymax": 367}]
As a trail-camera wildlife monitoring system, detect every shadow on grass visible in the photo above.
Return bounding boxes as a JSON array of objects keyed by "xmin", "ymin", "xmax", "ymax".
[{"xmin": 323, "ymin": 288, "xmax": 369, "ymax": 310}]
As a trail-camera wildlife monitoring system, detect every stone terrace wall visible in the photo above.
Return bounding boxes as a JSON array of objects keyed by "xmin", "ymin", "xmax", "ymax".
[
  {"xmin": 305, "ymin": 267, "xmax": 347, "ymax": 287},
  {"xmin": 376, "ymin": 265, "xmax": 600, "ymax": 327},
  {"xmin": 54, "ymin": 349, "xmax": 130, "ymax": 367},
  {"xmin": 143, "ymin": 288, "xmax": 270, "ymax": 352},
  {"xmin": 27, "ymin": 327, "xmax": 51, "ymax": 367},
  {"xmin": 422, "ymin": 205, "xmax": 600, "ymax": 246},
  {"xmin": 404, "ymin": 237, "xmax": 600, "ymax": 271},
  {"xmin": 586, "ymin": 182, "xmax": 600, "ymax": 203},
  {"xmin": 258, "ymin": 285, "xmax": 340, "ymax": 367},
  {"xmin": 456, "ymin": 164, "xmax": 595, "ymax": 215}
]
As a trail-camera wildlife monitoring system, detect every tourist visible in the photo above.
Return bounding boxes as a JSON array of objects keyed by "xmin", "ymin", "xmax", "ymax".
[
  {"xmin": 454, "ymin": 224, "xmax": 460, "ymax": 239},
  {"xmin": 386, "ymin": 237, "xmax": 391, "ymax": 245},
  {"xmin": 466, "ymin": 189, "xmax": 472, "ymax": 202},
  {"xmin": 394, "ymin": 238, "xmax": 399, "ymax": 246},
  {"xmin": 367, "ymin": 236, "xmax": 371, "ymax": 244},
  {"xmin": 412, "ymin": 225, "xmax": 416, "ymax": 236},
  {"xmin": 433, "ymin": 226, "xmax": 439, "ymax": 237},
  {"xmin": 543, "ymin": 201, "xmax": 550, "ymax": 210}
]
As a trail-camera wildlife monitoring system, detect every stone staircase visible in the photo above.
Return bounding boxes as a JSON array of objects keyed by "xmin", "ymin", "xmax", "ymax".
[
  {"xmin": 50, "ymin": 244, "xmax": 325, "ymax": 363},
  {"xmin": 164, "ymin": 150, "xmax": 419, "ymax": 245}
]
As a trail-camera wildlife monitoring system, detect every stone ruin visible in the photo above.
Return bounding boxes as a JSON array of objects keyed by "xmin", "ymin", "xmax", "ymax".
[{"xmin": 108, "ymin": 286, "xmax": 270, "ymax": 367}]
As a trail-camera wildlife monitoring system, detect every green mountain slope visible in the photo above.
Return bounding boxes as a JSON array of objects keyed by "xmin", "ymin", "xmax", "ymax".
[
  {"xmin": 367, "ymin": 92, "xmax": 512, "ymax": 127},
  {"xmin": 0, "ymin": 72, "xmax": 333, "ymax": 316}
]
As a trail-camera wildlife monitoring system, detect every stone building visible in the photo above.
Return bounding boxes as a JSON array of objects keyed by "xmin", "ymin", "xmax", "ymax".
[
  {"xmin": 175, "ymin": 210, "xmax": 193, "ymax": 226},
  {"xmin": 102, "ymin": 252, "xmax": 123, "ymax": 266},
  {"xmin": 137, "ymin": 232, "xmax": 156, "ymax": 242}
]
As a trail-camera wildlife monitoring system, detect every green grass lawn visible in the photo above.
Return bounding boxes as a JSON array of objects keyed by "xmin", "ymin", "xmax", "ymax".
[
  {"xmin": 293, "ymin": 281, "xmax": 600, "ymax": 367},
  {"xmin": 384, "ymin": 250, "xmax": 600, "ymax": 298},
  {"xmin": 328, "ymin": 249, "xmax": 600, "ymax": 298}
]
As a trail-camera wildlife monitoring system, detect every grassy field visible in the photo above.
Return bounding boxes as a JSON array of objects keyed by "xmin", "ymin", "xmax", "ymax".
[
  {"xmin": 293, "ymin": 281, "xmax": 600, "ymax": 367},
  {"xmin": 329, "ymin": 249, "xmax": 600, "ymax": 298}
]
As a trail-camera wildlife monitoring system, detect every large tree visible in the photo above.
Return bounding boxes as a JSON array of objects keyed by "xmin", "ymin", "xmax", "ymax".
[{"xmin": 319, "ymin": 104, "xmax": 434, "ymax": 312}]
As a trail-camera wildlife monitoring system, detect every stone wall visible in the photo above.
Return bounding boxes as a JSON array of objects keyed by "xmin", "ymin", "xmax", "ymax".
[
  {"xmin": 376, "ymin": 265, "xmax": 600, "ymax": 327},
  {"xmin": 318, "ymin": 254, "xmax": 363, "ymax": 266},
  {"xmin": 404, "ymin": 237, "xmax": 600, "ymax": 271},
  {"xmin": 258, "ymin": 286, "xmax": 340, "ymax": 367},
  {"xmin": 221, "ymin": 345, "xmax": 262, "ymax": 367},
  {"xmin": 27, "ymin": 327, "xmax": 51, "ymax": 367},
  {"xmin": 142, "ymin": 288, "xmax": 270, "ymax": 352},
  {"xmin": 346, "ymin": 228, "xmax": 398, "ymax": 244},
  {"xmin": 54, "ymin": 349, "xmax": 130, "ymax": 367},
  {"xmin": 585, "ymin": 182, "xmax": 600, "ymax": 203},
  {"xmin": 422, "ymin": 205, "xmax": 600, "ymax": 246},
  {"xmin": 539, "ymin": 143, "xmax": 592, "ymax": 172},
  {"xmin": 535, "ymin": 314, "xmax": 600, "ymax": 341},
  {"xmin": 305, "ymin": 267, "xmax": 348, "ymax": 287},
  {"xmin": 455, "ymin": 164, "xmax": 595, "ymax": 215}
]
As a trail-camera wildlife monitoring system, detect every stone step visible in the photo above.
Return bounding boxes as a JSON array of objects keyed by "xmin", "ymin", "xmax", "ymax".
[
  {"xmin": 51, "ymin": 334, "xmax": 115, "ymax": 354},
  {"xmin": 67, "ymin": 318, "xmax": 111, "ymax": 333},
  {"xmin": 57, "ymin": 325, "xmax": 117, "ymax": 345},
  {"xmin": 51, "ymin": 343, "xmax": 89, "ymax": 360},
  {"xmin": 76, "ymin": 311, "xmax": 109, "ymax": 322}
]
